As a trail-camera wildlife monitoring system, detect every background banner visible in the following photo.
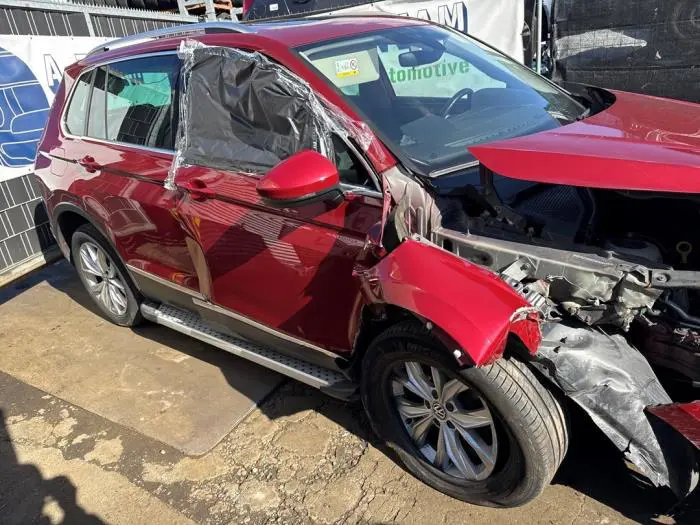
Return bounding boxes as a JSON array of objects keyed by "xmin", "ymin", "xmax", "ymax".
[
  {"xmin": 0, "ymin": 36, "xmax": 108, "ymax": 181},
  {"xmin": 325, "ymin": 1, "xmax": 525, "ymax": 61},
  {"xmin": 246, "ymin": 0, "xmax": 526, "ymax": 62}
]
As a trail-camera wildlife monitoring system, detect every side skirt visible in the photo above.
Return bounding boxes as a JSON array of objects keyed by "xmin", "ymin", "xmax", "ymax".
[
  {"xmin": 140, "ymin": 302, "xmax": 358, "ymax": 401},
  {"xmin": 127, "ymin": 264, "xmax": 349, "ymax": 371}
]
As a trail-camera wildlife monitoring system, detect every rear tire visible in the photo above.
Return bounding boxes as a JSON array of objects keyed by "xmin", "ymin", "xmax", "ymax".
[
  {"xmin": 361, "ymin": 321, "xmax": 568, "ymax": 507},
  {"xmin": 71, "ymin": 223, "xmax": 143, "ymax": 327}
]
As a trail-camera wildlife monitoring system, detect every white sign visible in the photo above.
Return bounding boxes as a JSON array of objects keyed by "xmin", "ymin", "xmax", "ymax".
[
  {"xmin": 324, "ymin": 0, "xmax": 525, "ymax": 62},
  {"xmin": 0, "ymin": 36, "xmax": 109, "ymax": 181}
]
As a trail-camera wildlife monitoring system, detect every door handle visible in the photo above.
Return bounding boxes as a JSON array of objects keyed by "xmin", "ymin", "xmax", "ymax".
[
  {"xmin": 78, "ymin": 155, "xmax": 101, "ymax": 173},
  {"xmin": 179, "ymin": 178, "xmax": 217, "ymax": 200}
]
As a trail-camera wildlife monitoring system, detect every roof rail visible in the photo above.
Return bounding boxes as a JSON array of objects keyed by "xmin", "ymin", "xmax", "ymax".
[{"xmin": 87, "ymin": 21, "xmax": 253, "ymax": 56}]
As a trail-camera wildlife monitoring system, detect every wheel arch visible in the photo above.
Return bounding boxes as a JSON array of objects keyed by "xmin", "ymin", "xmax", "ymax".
[
  {"xmin": 353, "ymin": 239, "xmax": 542, "ymax": 370},
  {"xmin": 350, "ymin": 303, "xmax": 539, "ymax": 378},
  {"xmin": 350, "ymin": 303, "xmax": 420, "ymax": 376},
  {"xmin": 52, "ymin": 203, "xmax": 115, "ymax": 263}
]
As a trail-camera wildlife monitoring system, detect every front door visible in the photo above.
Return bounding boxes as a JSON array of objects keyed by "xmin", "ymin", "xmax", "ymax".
[{"xmin": 173, "ymin": 47, "xmax": 384, "ymax": 358}]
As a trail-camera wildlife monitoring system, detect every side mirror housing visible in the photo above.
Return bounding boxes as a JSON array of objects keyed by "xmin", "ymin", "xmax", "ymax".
[{"xmin": 256, "ymin": 150, "xmax": 342, "ymax": 206}]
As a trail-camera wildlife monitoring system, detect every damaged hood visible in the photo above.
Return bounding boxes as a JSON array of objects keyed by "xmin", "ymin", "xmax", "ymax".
[{"xmin": 469, "ymin": 90, "xmax": 700, "ymax": 193}]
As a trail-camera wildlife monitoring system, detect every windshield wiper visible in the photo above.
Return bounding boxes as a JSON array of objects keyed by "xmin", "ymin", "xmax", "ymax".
[{"xmin": 428, "ymin": 160, "xmax": 480, "ymax": 178}]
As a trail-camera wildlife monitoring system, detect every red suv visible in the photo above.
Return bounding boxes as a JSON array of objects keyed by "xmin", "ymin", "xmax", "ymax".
[{"xmin": 36, "ymin": 17, "xmax": 700, "ymax": 507}]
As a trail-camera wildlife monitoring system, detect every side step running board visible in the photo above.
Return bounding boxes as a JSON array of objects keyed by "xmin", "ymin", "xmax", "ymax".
[{"xmin": 141, "ymin": 302, "xmax": 357, "ymax": 400}]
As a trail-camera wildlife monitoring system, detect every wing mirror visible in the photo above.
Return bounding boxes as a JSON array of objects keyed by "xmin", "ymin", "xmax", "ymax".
[{"xmin": 256, "ymin": 150, "xmax": 342, "ymax": 206}]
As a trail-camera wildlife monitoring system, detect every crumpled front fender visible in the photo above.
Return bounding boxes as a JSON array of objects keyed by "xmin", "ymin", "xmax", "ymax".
[{"xmin": 357, "ymin": 238, "xmax": 541, "ymax": 366}]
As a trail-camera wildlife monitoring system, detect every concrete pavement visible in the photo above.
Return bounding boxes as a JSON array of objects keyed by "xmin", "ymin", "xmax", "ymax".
[{"xmin": 0, "ymin": 261, "xmax": 696, "ymax": 524}]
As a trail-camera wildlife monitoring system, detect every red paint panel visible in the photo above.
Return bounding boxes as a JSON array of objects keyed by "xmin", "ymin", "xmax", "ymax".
[
  {"xmin": 648, "ymin": 401, "xmax": 700, "ymax": 449},
  {"xmin": 470, "ymin": 91, "xmax": 700, "ymax": 193},
  {"xmin": 37, "ymin": 129, "xmax": 199, "ymax": 291},
  {"xmin": 357, "ymin": 239, "xmax": 541, "ymax": 366},
  {"xmin": 257, "ymin": 150, "xmax": 339, "ymax": 201},
  {"xmin": 84, "ymin": 143, "xmax": 197, "ymax": 289},
  {"xmin": 176, "ymin": 166, "xmax": 383, "ymax": 352}
]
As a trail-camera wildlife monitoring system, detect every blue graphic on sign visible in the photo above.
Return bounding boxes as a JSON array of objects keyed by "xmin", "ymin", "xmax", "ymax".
[
  {"xmin": 44, "ymin": 54, "xmax": 62, "ymax": 94},
  {"xmin": 0, "ymin": 47, "xmax": 50, "ymax": 168}
]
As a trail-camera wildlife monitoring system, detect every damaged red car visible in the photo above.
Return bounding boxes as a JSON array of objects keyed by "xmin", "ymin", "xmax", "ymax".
[{"xmin": 35, "ymin": 16, "xmax": 700, "ymax": 507}]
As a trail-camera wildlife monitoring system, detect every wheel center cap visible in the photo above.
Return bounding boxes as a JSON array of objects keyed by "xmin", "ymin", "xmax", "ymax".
[{"xmin": 432, "ymin": 402, "xmax": 447, "ymax": 420}]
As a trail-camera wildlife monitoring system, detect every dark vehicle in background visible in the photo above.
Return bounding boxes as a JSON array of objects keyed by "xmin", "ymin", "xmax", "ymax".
[
  {"xmin": 552, "ymin": 0, "xmax": 699, "ymax": 103},
  {"xmin": 35, "ymin": 17, "xmax": 700, "ymax": 509}
]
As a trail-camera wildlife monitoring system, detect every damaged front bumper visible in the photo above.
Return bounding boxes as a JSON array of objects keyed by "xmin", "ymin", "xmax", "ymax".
[
  {"xmin": 532, "ymin": 322, "xmax": 700, "ymax": 498},
  {"xmin": 647, "ymin": 402, "xmax": 700, "ymax": 497}
]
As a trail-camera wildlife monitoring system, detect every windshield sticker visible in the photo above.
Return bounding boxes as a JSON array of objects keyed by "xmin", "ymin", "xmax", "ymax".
[
  {"xmin": 308, "ymin": 51, "xmax": 379, "ymax": 89},
  {"xmin": 335, "ymin": 58, "xmax": 359, "ymax": 79}
]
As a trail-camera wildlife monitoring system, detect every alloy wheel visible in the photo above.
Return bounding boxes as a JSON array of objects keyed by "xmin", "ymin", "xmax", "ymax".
[
  {"xmin": 78, "ymin": 241, "xmax": 128, "ymax": 317},
  {"xmin": 390, "ymin": 361, "xmax": 498, "ymax": 481}
]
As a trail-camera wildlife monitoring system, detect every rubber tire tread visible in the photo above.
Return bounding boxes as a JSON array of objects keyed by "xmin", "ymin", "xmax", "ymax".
[
  {"xmin": 361, "ymin": 320, "xmax": 568, "ymax": 507},
  {"xmin": 71, "ymin": 223, "xmax": 143, "ymax": 327}
]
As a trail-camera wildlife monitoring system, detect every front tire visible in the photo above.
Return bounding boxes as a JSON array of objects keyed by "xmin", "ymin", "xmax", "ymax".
[
  {"xmin": 71, "ymin": 223, "xmax": 143, "ymax": 327},
  {"xmin": 361, "ymin": 321, "xmax": 568, "ymax": 507}
]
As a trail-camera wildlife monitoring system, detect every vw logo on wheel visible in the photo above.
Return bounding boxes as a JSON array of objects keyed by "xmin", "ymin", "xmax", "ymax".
[{"xmin": 432, "ymin": 402, "xmax": 447, "ymax": 420}]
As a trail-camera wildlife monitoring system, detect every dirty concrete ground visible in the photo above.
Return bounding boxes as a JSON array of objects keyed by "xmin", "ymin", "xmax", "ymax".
[
  {"xmin": 0, "ymin": 260, "xmax": 283, "ymax": 457},
  {"xmin": 1, "ymin": 261, "xmax": 698, "ymax": 525}
]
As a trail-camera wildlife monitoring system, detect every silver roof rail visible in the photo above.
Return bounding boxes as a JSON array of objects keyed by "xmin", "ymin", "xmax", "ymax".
[{"xmin": 87, "ymin": 21, "xmax": 254, "ymax": 56}]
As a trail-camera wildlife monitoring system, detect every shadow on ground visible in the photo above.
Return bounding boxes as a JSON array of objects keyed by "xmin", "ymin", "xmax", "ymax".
[
  {"xmin": 0, "ymin": 409, "xmax": 104, "ymax": 524},
  {"xmin": 2, "ymin": 260, "xmax": 699, "ymax": 524},
  {"xmin": 553, "ymin": 403, "xmax": 699, "ymax": 524}
]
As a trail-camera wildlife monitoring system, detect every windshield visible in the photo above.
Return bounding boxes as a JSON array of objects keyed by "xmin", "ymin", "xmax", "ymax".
[{"xmin": 298, "ymin": 25, "xmax": 586, "ymax": 177}]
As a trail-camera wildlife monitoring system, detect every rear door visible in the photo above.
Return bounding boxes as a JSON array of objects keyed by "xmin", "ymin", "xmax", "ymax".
[{"xmin": 59, "ymin": 53, "xmax": 200, "ymax": 300}]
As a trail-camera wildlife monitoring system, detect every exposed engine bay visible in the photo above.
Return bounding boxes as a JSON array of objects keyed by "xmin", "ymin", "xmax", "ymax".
[
  {"xmin": 382, "ymin": 164, "xmax": 700, "ymax": 494},
  {"xmin": 387, "ymin": 165, "xmax": 700, "ymax": 388},
  {"xmin": 431, "ymin": 168, "xmax": 700, "ymax": 388}
]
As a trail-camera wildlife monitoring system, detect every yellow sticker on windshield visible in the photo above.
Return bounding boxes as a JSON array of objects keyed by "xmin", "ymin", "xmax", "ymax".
[
  {"xmin": 307, "ymin": 51, "xmax": 378, "ymax": 88},
  {"xmin": 335, "ymin": 57, "xmax": 359, "ymax": 78}
]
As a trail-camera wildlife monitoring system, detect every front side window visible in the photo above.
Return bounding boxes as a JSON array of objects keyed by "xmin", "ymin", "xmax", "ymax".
[
  {"xmin": 177, "ymin": 47, "xmax": 373, "ymax": 187},
  {"xmin": 299, "ymin": 25, "xmax": 586, "ymax": 177},
  {"xmin": 180, "ymin": 49, "xmax": 323, "ymax": 174}
]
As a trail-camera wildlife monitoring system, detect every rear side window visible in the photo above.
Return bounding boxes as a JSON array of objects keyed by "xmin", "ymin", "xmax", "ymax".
[
  {"xmin": 64, "ymin": 71, "xmax": 92, "ymax": 135},
  {"xmin": 105, "ymin": 56, "xmax": 179, "ymax": 149},
  {"xmin": 64, "ymin": 54, "xmax": 180, "ymax": 150},
  {"xmin": 87, "ymin": 67, "xmax": 107, "ymax": 139}
]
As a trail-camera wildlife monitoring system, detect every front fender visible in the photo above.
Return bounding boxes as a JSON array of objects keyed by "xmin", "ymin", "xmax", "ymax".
[{"xmin": 357, "ymin": 238, "xmax": 541, "ymax": 366}]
